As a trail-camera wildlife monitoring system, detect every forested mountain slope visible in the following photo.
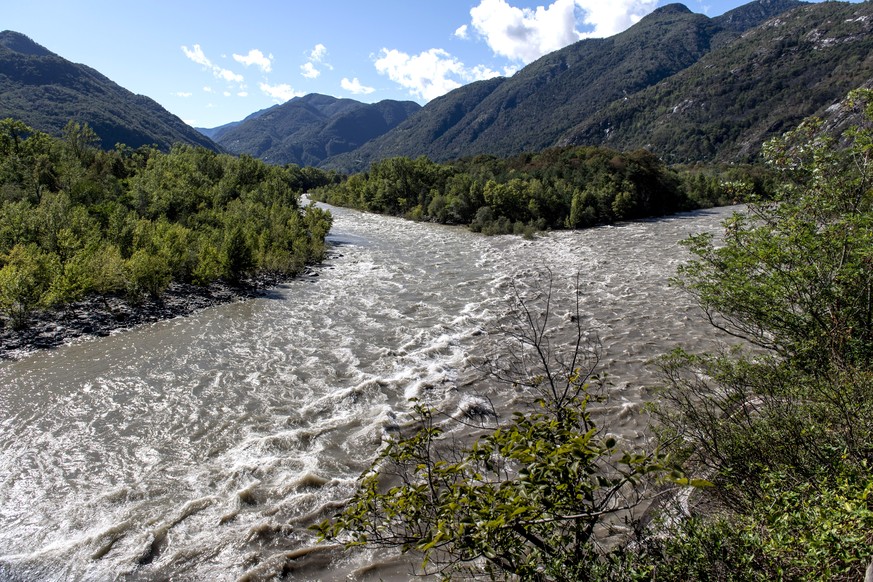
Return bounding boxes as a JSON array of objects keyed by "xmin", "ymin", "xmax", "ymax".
[
  {"xmin": 321, "ymin": 0, "xmax": 803, "ymax": 171},
  {"xmin": 0, "ymin": 30, "xmax": 217, "ymax": 151},
  {"xmin": 561, "ymin": 1, "xmax": 873, "ymax": 162},
  {"xmin": 209, "ymin": 94, "xmax": 421, "ymax": 167}
]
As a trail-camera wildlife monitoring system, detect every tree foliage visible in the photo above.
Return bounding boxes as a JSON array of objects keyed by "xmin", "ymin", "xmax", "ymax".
[
  {"xmin": 675, "ymin": 115, "xmax": 873, "ymax": 369},
  {"xmin": 642, "ymin": 89, "xmax": 873, "ymax": 579},
  {"xmin": 312, "ymin": 146, "xmax": 761, "ymax": 235},
  {"xmin": 0, "ymin": 118, "xmax": 335, "ymax": 327}
]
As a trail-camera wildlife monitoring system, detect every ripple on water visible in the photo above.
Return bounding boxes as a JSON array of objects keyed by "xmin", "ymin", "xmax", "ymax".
[{"xmin": 0, "ymin": 204, "xmax": 736, "ymax": 580}]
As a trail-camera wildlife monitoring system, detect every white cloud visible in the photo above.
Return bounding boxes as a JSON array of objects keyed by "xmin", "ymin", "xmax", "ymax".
[
  {"xmin": 309, "ymin": 43, "xmax": 328, "ymax": 62},
  {"xmin": 301, "ymin": 62, "xmax": 321, "ymax": 79},
  {"xmin": 303, "ymin": 43, "xmax": 333, "ymax": 75},
  {"xmin": 455, "ymin": 24, "xmax": 469, "ymax": 39},
  {"xmin": 469, "ymin": 0, "xmax": 657, "ymax": 64},
  {"xmin": 203, "ymin": 86, "xmax": 214, "ymax": 93},
  {"xmin": 341, "ymin": 77, "xmax": 375, "ymax": 95},
  {"xmin": 175, "ymin": 91, "xmax": 193, "ymax": 98},
  {"xmin": 238, "ymin": 91, "xmax": 249, "ymax": 97},
  {"xmin": 223, "ymin": 91, "xmax": 231, "ymax": 97},
  {"xmin": 576, "ymin": 0, "xmax": 659, "ymax": 37},
  {"xmin": 182, "ymin": 44, "xmax": 245, "ymax": 84},
  {"xmin": 375, "ymin": 48, "xmax": 502, "ymax": 101},
  {"xmin": 217, "ymin": 68, "xmax": 243, "ymax": 83},
  {"xmin": 233, "ymin": 48, "xmax": 272, "ymax": 73},
  {"xmin": 182, "ymin": 44, "xmax": 211, "ymax": 67},
  {"xmin": 259, "ymin": 82, "xmax": 302, "ymax": 102}
]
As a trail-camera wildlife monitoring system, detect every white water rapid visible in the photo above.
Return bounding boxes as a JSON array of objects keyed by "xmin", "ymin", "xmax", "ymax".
[{"xmin": 0, "ymin": 203, "xmax": 735, "ymax": 580}]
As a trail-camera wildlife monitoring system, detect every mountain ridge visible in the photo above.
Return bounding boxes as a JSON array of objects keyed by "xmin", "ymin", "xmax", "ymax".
[
  {"xmin": 560, "ymin": 1, "xmax": 873, "ymax": 162},
  {"xmin": 319, "ymin": 0, "xmax": 805, "ymax": 172},
  {"xmin": 4, "ymin": 0, "xmax": 870, "ymax": 172},
  {"xmin": 0, "ymin": 30, "xmax": 218, "ymax": 151},
  {"xmin": 208, "ymin": 93, "xmax": 421, "ymax": 167}
]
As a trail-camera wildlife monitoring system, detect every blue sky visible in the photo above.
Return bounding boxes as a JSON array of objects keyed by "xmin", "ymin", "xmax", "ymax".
[{"xmin": 4, "ymin": 0, "xmax": 858, "ymax": 129}]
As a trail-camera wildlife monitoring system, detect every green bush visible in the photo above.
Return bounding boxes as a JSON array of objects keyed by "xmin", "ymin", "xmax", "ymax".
[
  {"xmin": 644, "ymin": 90, "xmax": 873, "ymax": 579},
  {"xmin": 124, "ymin": 248, "xmax": 171, "ymax": 299},
  {"xmin": 0, "ymin": 119, "xmax": 334, "ymax": 326},
  {"xmin": 0, "ymin": 243, "xmax": 59, "ymax": 328}
]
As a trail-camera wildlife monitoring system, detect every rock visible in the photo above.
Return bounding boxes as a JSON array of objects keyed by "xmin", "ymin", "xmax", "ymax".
[{"xmin": 0, "ymin": 268, "xmax": 330, "ymax": 359}]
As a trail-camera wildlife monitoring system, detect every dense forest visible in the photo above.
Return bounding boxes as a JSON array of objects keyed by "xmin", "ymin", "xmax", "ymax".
[
  {"xmin": 0, "ymin": 118, "xmax": 336, "ymax": 329},
  {"xmin": 313, "ymin": 146, "xmax": 770, "ymax": 235}
]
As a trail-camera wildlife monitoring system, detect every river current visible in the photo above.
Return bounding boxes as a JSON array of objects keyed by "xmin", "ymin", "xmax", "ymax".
[{"xmin": 0, "ymin": 203, "xmax": 735, "ymax": 580}]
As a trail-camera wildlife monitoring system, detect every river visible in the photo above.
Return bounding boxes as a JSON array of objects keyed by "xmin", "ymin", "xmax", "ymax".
[{"xmin": 0, "ymin": 203, "xmax": 735, "ymax": 580}]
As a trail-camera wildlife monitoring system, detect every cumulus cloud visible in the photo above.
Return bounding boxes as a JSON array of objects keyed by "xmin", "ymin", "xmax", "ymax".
[
  {"xmin": 233, "ymin": 48, "xmax": 272, "ymax": 73},
  {"xmin": 217, "ymin": 68, "xmax": 243, "ymax": 83},
  {"xmin": 259, "ymin": 82, "xmax": 302, "ymax": 102},
  {"xmin": 182, "ymin": 44, "xmax": 244, "ymax": 83},
  {"xmin": 300, "ymin": 43, "xmax": 333, "ymax": 80},
  {"xmin": 175, "ymin": 91, "xmax": 193, "ymax": 98},
  {"xmin": 375, "ymin": 47, "xmax": 501, "ymax": 101},
  {"xmin": 576, "ymin": 0, "xmax": 659, "ymax": 37},
  {"xmin": 341, "ymin": 77, "xmax": 375, "ymax": 95},
  {"xmin": 301, "ymin": 62, "xmax": 320, "ymax": 79},
  {"xmin": 309, "ymin": 43, "xmax": 328, "ymax": 62},
  {"xmin": 455, "ymin": 24, "xmax": 469, "ymax": 39},
  {"xmin": 181, "ymin": 44, "xmax": 211, "ymax": 67},
  {"xmin": 469, "ymin": 0, "xmax": 657, "ymax": 64}
]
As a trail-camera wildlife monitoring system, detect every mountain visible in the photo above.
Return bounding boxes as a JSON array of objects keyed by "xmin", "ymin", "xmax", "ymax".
[
  {"xmin": 560, "ymin": 1, "xmax": 873, "ymax": 163},
  {"xmin": 196, "ymin": 106, "xmax": 274, "ymax": 141},
  {"xmin": 321, "ymin": 0, "xmax": 804, "ymax": 172},
  {"xmin": 209, "ymin": 94, "xmax": 421, "ymax": 167},
  {"xmin": 0, "ymin": 30, "xmax": 217, "ymax": 151}
]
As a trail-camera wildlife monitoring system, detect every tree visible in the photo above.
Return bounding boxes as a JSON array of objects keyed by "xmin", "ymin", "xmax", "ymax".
[
  {"xmin": 315, "ymin": 274, "xmax": 680, "ymax": 580},
  {"xmin": 124, "ymin": 248, "xmax": 171, "ymax": 299},
  {"xmin": 0, "ymin": 243, "xmax": 59, "ymax": 328},
  {"xmin": 674, "ymin": 104, "xmax": 873, "ymax": 371},
  {"xmin": 222, "ymin": 225, "xmax": 253, "ymax": 284},
  {"xmin": 641, "ymin": 90, "xmax": 873, "ymax": 580}
]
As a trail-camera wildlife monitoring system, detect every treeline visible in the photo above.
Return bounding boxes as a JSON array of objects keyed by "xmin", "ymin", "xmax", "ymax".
[
  {"xmin": 313, "ymin": 146, "xmax": 770, "ymax": 235},
  {"xmin": 0, "ymin": 118, "xmax": 336, "ymax": 328}
]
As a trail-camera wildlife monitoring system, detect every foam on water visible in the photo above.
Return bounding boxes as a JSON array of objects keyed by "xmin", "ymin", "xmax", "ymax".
[{"xmin": 0, "ymin": 203, "xmax": 736, "ymax": 580}]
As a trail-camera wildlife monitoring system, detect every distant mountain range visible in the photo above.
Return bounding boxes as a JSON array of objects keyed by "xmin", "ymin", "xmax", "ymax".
[
  {"xmin": 4, "ymin": 0, "xmax": 873, "ymax": 172},
  {"xmin": 320, "ymin": 0, "xmax": 873, "ymax": 172},
  {"xmin": 0, "ymin": 30, "xmax": 217, "ymax": 151},
  {"xmin": 204, "ymin": 94, "xmax": 421, "ymax": 167}
]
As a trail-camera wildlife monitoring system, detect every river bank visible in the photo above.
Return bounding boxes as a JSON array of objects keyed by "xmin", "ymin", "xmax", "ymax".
[{"xmin": 0, "ymin": 269, "xmax": 323, "ymax": 359}]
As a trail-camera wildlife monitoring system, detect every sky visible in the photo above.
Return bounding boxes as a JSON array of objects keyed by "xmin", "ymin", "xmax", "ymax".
[{"xmin": 4, "ymin": 0, "xmax": 859, "ymax": 129}]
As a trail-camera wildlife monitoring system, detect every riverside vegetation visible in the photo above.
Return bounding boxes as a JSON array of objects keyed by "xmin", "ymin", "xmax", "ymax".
[
  {"xmin": 0, "ymin": 118, "xmax": 335, "ymax": 334},
  {"xmin": 316, "ymin": 92, "xmax": 873, "ymax": 580},
  {"xmin": 312, "ymin": 146, "xmax": 768, "ymax": 236}
]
